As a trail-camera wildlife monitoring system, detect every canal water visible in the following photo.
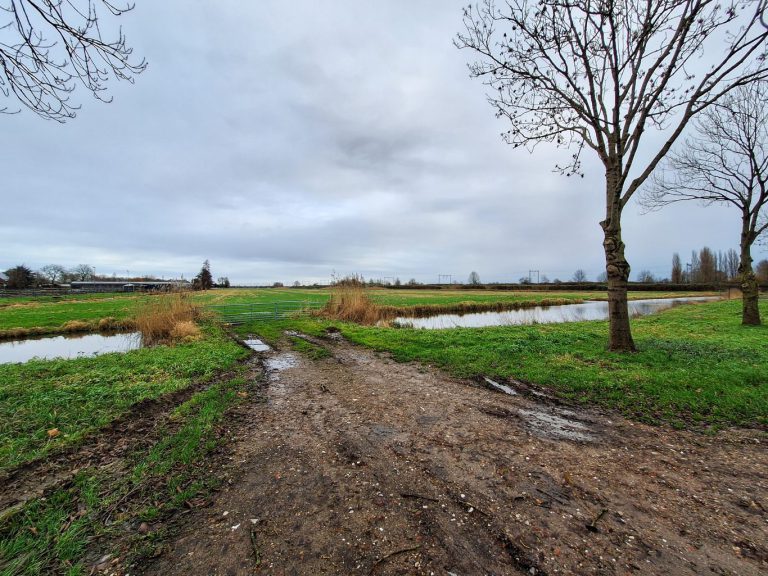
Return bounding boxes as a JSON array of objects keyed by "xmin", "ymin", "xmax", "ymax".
[
  {"xmin": 394, "ymin": 297, "xmax": 719, "ymax": 330},
  {"xmin": 0, "ymin": 332, "xmax": 142, "ymax": 364}
]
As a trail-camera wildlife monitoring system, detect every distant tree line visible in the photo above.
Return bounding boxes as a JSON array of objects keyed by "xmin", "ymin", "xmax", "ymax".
[
  {"xmin": 2, "ymin": 260, "xmax": 232, "ymax": 291},
  {"xmin": 2, "ymin": 263, "xmax": 97, "ymax": 289},
  {"xmin": 667, "ymin": 248, "xmax": 767, "ymax": 284}
]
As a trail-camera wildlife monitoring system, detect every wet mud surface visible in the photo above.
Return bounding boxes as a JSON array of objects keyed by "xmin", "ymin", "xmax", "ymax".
[{"xmin": 137, "ymin": 333, "xmax": 767, "ymax": 576}]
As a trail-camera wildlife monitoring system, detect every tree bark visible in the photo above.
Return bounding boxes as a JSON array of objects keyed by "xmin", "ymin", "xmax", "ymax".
[
  {"xmin": 738, "ymin": 225, "xmax": 761, "ymax": 326},
  {"xmin": 602, "ymin": 165, "xmax": 636, "ymax": 352}
]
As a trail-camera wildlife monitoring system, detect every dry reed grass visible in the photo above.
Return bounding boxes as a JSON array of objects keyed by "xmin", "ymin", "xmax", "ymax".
[
  {"xmin": 320, "ymin": 276, "xmax": 383, "ymax": 325},
  {"xmin": 320, "ymin": 279, "xmax": 584, "ymax": 326},
  {"xmin": 133, "ymin": 293, "xmax": 202, "ymax": 346},
  {"xmin": 170, "ymin": 320, "xmax": 202, "ymax": 342}
]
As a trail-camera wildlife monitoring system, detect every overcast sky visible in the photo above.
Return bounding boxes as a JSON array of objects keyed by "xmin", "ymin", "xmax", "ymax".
[{"xmin": 1, "ymin": 1, "xmax": 762, "ymax": 285}]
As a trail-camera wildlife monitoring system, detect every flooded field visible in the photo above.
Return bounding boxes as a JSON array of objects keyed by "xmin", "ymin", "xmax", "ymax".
[
  {"xmin": 396, "ymin": 296, "xmax": 719, "ymax": 329},
  {"xmin": 0, "ymin": 332, "xmax": 141, "ymax": 364}
]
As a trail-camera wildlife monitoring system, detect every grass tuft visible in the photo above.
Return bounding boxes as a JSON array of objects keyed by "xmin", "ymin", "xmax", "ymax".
[
  {"xmin": 134, "ymin": 294, "xmax": 201, "ymax": 346},
  {"xmin": 320, "ymin": 276, "xmax": 383, "ymax": 325}
]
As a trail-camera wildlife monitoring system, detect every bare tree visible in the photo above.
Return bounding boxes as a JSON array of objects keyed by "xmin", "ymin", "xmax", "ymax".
[
  {"xmin": 0, "ymin": 1, "xmax": 146, "ymax": 122},
  {"xmin": 726, "ymin": 249, "xmax": 740, "ymax": 280},
  {"xmin": 468, "ymin": 271, "xmax": 481, "ymax": 285},
  {"xmin": 671, "ymin": 253, "xmax": 683, "ymax": 284},
  {"xmin": 699, "ymin": 247, "xmax": 718, "ymax": 283},
  {"xmin": 756, "ymin": 258, "xmax": 768, "ymax": 281},
  {"xmin": 457, "ymin": 0, "xmax": 768, "ymax": 350},
  {"xmin": 636, "ymin": 269, "xmax": 656, "ymax": 283},
  {"xmin": 572, "ymin": 269, "xmax": 588, "ymax": 282},
  {"xmin": 71, "ymin": 263, "xmax": 95, "ymax": 281},
  {"xmin": 40, "ymin": 263, "xmax": 66, "ymax": 284},
  {"xmin": 644, "ymin": 81, "xmax": 768, "ymax": 324}
]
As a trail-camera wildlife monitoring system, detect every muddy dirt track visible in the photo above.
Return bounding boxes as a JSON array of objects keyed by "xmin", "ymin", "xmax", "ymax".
[{"xmin": 135, "ymin": 332, "xmax": 767, "ymax": 576}]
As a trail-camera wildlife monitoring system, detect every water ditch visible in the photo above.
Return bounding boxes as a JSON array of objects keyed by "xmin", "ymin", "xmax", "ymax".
[
  {"xmin": 394, "ymin": 296, "xmax": 719, "ymax": 329},
  {"xmin": 0, "ymin": 332, "xmax": 142, "ymax": 364}
]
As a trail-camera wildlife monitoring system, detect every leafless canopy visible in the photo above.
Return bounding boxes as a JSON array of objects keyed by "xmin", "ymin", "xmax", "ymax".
[
  {"xmin": 0, "ymin": 0, "xmax": 146, "ymax": 121},
  {"xmin": 644, "ymin": 80, "xmax": 768, "ymax": 244},
  {"xmin": 456, "ymin": 0, "xmax": 768, "ymax": 200}
]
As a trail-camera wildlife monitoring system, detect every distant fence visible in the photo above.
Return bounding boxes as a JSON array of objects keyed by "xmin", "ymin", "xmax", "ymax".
[{"xmin": 207, "ymin": 300, "xmax": 324, "ymax": 324}]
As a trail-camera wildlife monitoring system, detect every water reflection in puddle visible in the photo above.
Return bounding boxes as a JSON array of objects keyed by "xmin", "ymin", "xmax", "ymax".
[
  {"xmin": 0, "ymin": 332, "xmax": 142, "ymax": 364},
  {"xmin": 396, "ymin": 297, "xmax": 718, "ymax": 329},
  {"xmin": 264, "ymin": 353, "xmax": 297, "ymax": 374},
  {"xmin": 484, "ymin": 377, "xmax": 518, "ymax": 396},
  {"xmin": 517, "ymin": 408, "xmax": 593, "ymax": 442},
  {"xmin": 244, "ymin": 338, "xmax": 271, "ymax": 352}
]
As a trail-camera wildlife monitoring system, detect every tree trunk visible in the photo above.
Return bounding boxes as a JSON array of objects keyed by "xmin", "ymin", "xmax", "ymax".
[
  {"xmin": 601, "ymin": 165, "xmax": 636, "ymax": 352},
  {"xmin": 738, "ymin": 229, "xmax": 761, "ymax": 326}
]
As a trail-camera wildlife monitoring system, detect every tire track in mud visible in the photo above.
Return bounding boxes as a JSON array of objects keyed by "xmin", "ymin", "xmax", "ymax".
[
  {"xmin": 0, "ymin": 354, "xmax": 259, "ymax": 522},
  {"xmin": 138, "ymin": 332, "xmax": 767, "ymax": 576}
]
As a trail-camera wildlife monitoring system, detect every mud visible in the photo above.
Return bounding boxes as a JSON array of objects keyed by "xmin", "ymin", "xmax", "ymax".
[{"xmin": 136, "ymin": 333, "xmax": 767, "ymax": 576}]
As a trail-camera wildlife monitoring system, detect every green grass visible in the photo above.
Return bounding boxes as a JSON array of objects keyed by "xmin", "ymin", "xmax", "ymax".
[
  {"xmin": 0, "ymin": 372, "xmax": 255, "ymax": 576},
  {"xmin": 0, "ymin": 324, "xmax": 248, "ymax": 472},
  {"xmin": 0, "ymin": 288, "xmax": 716, "ymax": 335},
  {"xmin": 289, "ymin": 336, "xmax": 331, "ymax": 360},
  {"xmin": 331, "ymin": 299, "xmax": 767, "ymax": 429},
  {"xmin": 0, "ymin": 294, "xmax": 147, "ymax": 330}
]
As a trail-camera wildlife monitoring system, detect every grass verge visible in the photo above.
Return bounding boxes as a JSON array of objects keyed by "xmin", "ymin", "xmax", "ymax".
[
  {"xmin": 0, "ymin": 371, "xmax": 257, "ymax": 575},
  {"xmin": 0, "ymin": 323, "xmax": 248, "ymax": 472}
]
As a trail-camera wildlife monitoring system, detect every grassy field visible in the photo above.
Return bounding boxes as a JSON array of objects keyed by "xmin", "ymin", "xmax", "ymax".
[
  {"xmin": 0, "ymin": 287, "xmax": 763, "ymax": 574},
  {"xmin": 0, "ymin": 287, "xmax": 717, "ymax": 336},
  {"xmin": 0, "ymin": 323, "xmax": 247, "ymax": 472},
  {"xmin": 0, "ymin": 369, "xmax": 256, "ymax": 576},
  {"xmin": 237, "ymin": 298, "xmax": 767, "ymax": 429}
]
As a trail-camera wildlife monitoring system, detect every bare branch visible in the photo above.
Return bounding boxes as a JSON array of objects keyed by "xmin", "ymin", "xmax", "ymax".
[{"xmin": 0, "ymin": 0, "xmax": 146, "ymax": 122}]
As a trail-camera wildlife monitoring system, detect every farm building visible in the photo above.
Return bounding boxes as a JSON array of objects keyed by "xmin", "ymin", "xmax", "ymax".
[{"xmin": 70, "ymin": 280, "xmax": 189, "ymax": 293}]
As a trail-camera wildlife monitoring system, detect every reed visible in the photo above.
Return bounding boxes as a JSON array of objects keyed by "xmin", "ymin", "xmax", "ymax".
[
  {"xmin": 320, "ymin": 275, "xmax": 383, "ymax": 325},
  {"xmin": 133, "ymin": 293, "xmax": 202, "ymax": 345}
]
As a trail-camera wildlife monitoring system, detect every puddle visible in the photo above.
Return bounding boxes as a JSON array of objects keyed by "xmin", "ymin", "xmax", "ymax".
[
  {"xmin": 395, "ymin": 297, "xmax": 719, "ymax": 329},
  {"xmin": 517, "ymin": 408, "xmax": 593, "ymax": 442},
  {"xmin": 264, "ymin": 353, "xmax": 297, "ymax": 373},
  {"xmin": 243, "ymin": 338, "xmax": 271, "ymax": 352},
  {"xmin": 0, "ymin": 332, "xmax": 142, "ymax": 364},
  {"xmin": 484, "ymin": 377, "xmax": 518, "ymax": 396}
]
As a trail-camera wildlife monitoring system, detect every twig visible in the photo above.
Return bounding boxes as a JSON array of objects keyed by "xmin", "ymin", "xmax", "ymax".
[
  {"xmin": 400, "ymin": 492, "xmax": 438, "ymax": 502},
  {"xmin": 369, "ymin": 545, "xmax": 421, "ymax": 575}
]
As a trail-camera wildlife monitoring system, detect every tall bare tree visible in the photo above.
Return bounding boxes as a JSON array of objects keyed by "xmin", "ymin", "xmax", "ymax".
[
  {"xmin": 0, "ymin": 1, "xmax": 146, "ymax": 121},
  {"xmin": 671, "ymin": 253, "xmax": 683, "ymax": 284},
  {"xmin": 456, "ymin": 0, "xmax": 768, "ymax": 350},
  {"xmin": 644, "ymin": 81, "xmax": 768, "ymax": 324}
]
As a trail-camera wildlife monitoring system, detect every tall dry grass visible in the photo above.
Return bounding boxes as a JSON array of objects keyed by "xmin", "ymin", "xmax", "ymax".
[
  {"xmin": 321, "ymin": 275, "xmax": 383, "ymax": 324},
  {"xmin": 133, "ymin": 293, "xmax": 202, "ymax": 345}
]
